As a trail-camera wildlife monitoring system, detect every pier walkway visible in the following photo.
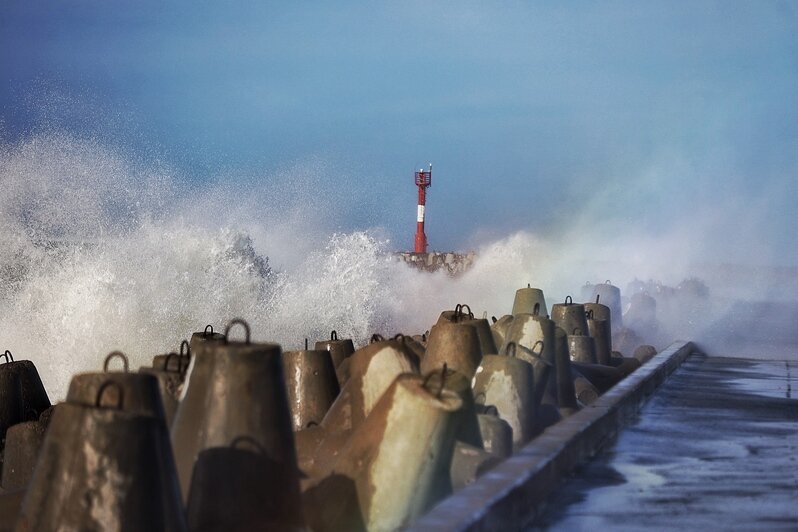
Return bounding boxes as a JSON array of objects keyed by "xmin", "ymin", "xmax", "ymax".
[{"xmin": 532, "ymin": 354, "xmax": 798, "ymax": 530}]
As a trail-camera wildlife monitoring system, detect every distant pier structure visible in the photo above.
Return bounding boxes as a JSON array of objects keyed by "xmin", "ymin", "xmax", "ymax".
[{"xmin": 393, "ymin": 251, "xmax": 476, "ymax": 275}]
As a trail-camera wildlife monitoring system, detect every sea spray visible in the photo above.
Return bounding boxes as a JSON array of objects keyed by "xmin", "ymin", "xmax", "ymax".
[{"xmin": 3, "ymin": 131, "xmax": 797, "ymax": 398}]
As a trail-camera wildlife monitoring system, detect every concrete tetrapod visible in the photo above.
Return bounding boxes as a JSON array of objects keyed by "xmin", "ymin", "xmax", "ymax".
[
  {"xmin": 500, "ymin": 312, "xmax": 556, "ymax": 407},
  {"xmin": 568, "ymin": 334, "xmax": 598, "ymax": 365},
  {"xmin": 67, "ymin": 351, "xmax": 167, "ymax": 422},
  {"xmin": 283, "ymin": 342, "xmax": 340, "ymax": 431},
  {"xmin": 188, "ymin": 324, "xmax": 226, "ymax": 353},
  {"xmin": 303, "ymin": 373, "xmax": 462, "ymax": 532},
  {"xmin": 305, "ymin": 335, "xmax": 420, "ymax": 476},
  {"xmin": 489, "ymin": 314, "xmax": 514, "ymax": 351},
  {"xmin": 476, "ymin": 412, "xmax": 513, "ymax": 458},
  {"xmin": 587, "ymin": 316, "xmax": 613, "ymax": 365},
  {"xmin": 321, "ymin": 334, "xmax": 420, "ymax": 435},
  {"xmin": 511, "ymin": 285, "xmax": 548, "ymax": 318},
  {"xmin": 0, "ymin": 352, "xmax": 50, "ymax": 451},
  {"xmin": 583, "ymin": 297, "xmax": 613, "ymax": 337},
  {"xmin": 1, "ymin": 418, "xmax": 48, "ymax": 492},
  {"xmin": 422, "ymin": 322, "xmax": 483, "ymax": 379},
  {"xmin": 140, "ymin": 351, "xmax": 188, "ymax": 427},
  {"xmin": 170, "ymin": 319, "xmax": 303, "ymax": 530},
  {"xmin": 435, "ymin": 304, "xmax": 497, "ymax": 359},
  {"xmin": 551, "ymin": 326, "xmax": 579, "ymax": 415},
  {"xmin": 550, "ymin": 296, "xmax": 590, "ymax": 341},
  {"xmin": 422, "ymin": 367, "xmax": 483, "ymax": 448},
  {"xmin": 586, "ymin": 281, "xmax": 623, "ymax": 332},
  {"xmin": 315, "ymin": 330, "xmax": 355, "ymax": 386},
  {"xmin": 16, "ymin": 380, "xmax": 187, "ymax": 531},
  {"xmin": 472, "ymin": 351, "xmax": 536, "ymax": 449}
]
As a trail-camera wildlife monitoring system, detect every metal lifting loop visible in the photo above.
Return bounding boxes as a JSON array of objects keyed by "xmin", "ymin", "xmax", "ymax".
[
  {"xmin": 565, "ymin": 295, "xmax": 573, "ymax": 305},
  {"xmin": 422, "ymin": 363, "xmax": 448, "ymax": 398},
  {"xmin": 436, "ymin": 363, "xmax": 448, "ymax": 398},
  {"xmin": 491, "ymin": 316, "xmax": 498, "ymax": 324},
  {"xmin": 103, "ymin": 351, "xmax": 129, "ymax": 373},
  {"xmin": 532, "ymin": 340, "xmax": 544, "ymax": 355},
  {"xmin": 304, "ymin": 338, "xmax": 309, "ymax": 350},
  {"xmin": 586, "ymin": 309, "xmax": 594, "ymax": 320},
  {"xmin": 596, "ymin": 294, "xmax": 601, "ymax": 304},
  {"xmin": 505, "ymin": 342, "xmax": 517, "ymax": 358},
  {"xmin": 605, "ymin": 280, "xmax": 611, "ymax": 284},
  {"xmin": 527, "ymin": 283, "xmax": 531, "ymax": 288},
  {"xmin": 392, "ymin": 333, "xmax": 407, "ymax": 345},
  {"xmin": 224, "ymin": 319, "xmax": 251, "ymax": 344},
  {"xmin": 460, "ymin": 304, "xmax": 474, "ymax": 319},
  {"xmin": 370, "ymin": 333, "xmax": 385, "ymax": 344},
  {"xmin": 330, "ymin": 330, "xmax": 338, "ymax": 341},
  {"xmin": 204, "ymin": 324, "xmax": 214, "ymax": 337},
  {"xmin": 518, "ymin": 341, "xmax": 553, "ymax": 366},
  {"xmin": 1, "ymin": 350, "xmax": 13, "ymax": 363},
  {"xmin": 96, "ymin": 381, "xmax": 125, "ymax": 410}
]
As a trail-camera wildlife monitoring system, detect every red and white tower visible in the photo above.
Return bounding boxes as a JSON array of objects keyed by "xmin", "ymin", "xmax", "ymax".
[{"xmin": 414, "ymin": 164, "xmax": 432, "ymax": 253}]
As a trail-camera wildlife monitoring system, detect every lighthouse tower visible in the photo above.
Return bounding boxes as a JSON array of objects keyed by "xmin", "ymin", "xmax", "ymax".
[{"xmin": 414, "ymin": 164, "xmax": 432, "ymax": 253}]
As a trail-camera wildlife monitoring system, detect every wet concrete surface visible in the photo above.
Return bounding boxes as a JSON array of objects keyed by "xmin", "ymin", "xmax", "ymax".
[{"xmin": 530, "ymin": 354, "xmax": 798, "ymax": 531}]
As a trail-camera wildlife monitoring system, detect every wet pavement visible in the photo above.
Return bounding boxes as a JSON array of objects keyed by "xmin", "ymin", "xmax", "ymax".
[{"xmin": 531, "ymin": 354, "xmax": 798, "ymax": 531}]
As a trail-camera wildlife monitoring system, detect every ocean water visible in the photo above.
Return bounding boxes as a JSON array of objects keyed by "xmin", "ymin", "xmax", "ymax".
[{"xmin": 1, "ymin": 132, "xmax": 796, "ymax": 399}]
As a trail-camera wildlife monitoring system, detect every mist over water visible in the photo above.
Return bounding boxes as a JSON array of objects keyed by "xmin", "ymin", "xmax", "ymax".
[{"xmin": 1, "ymin": 131, "xmax": 796, "ymax": 399}]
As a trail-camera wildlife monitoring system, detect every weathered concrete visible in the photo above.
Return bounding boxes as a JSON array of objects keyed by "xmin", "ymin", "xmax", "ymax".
[
  {"xmin": 410, "ymin": 341, "xmax": 695, "ymax": 531},
  {"xmin": 531, "ymin": 355, "xmax": 798, "ymax": 531}
]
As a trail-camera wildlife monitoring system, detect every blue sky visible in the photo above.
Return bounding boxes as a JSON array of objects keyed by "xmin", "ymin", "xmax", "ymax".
[{"xmin": 2, "ymin": 2, "xmax": 797, "ymax": 261}]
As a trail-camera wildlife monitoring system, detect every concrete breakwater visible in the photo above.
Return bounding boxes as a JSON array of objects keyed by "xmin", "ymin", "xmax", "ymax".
[
  {"xmin": 0, "ymin": 281, "xmax": 670, "ymax": 531},
  {"xmin": 393, "ymin": 251, "xmax": 476, "ymax": 275}
]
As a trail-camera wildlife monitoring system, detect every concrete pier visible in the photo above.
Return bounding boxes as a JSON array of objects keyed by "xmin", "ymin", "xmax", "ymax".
[{"xmin": 532, "ymin": 354, "xmax": 798, "ymax": 530}]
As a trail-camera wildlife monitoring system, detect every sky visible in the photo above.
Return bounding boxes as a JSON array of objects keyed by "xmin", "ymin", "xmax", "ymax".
[{"xmin": 2, "ymin": 1, "xmax": 798, "ymax": 263}]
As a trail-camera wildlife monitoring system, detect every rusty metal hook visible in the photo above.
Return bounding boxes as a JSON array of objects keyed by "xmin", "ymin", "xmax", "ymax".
[
  {"xmin": 517, "ymin": 341, "xmax": 553, "ymax": 366},
  {"xmin": 331, "ymin": 330, "xmax": 338, "ymax": 341},
  {"xmin": 422, "ymin": 363, "xmax": 448, "ymax": 399},
  {"xmin": 370, "ymin": 333, "xmax": 385, "ymax": 344},
  {"xmin": 1, "ymin": 350, "xmax": 13, "ymax": 363},
  {"xmin": 505, "ymin": 342, "xmax": 518, "ymax": 358},
  {"xmin": 96, "ymin": 380, "xmax": 125, "ymax": 410},
  {"xmin": 203, "ymin": 324, "xmax": 214, "ymax": 337},
  {"xmin": 224, "ymin": 319, "xmax": 251, "ymax": 344},
  {"xmin": 103, "ymin": 351, "xmax": 129, "ymax": 373}
]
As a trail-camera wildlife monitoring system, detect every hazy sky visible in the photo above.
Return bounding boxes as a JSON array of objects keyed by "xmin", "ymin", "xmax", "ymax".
[{"xmin": 2, "ymin": 2, "xmax": 797, "ymax": 262}]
